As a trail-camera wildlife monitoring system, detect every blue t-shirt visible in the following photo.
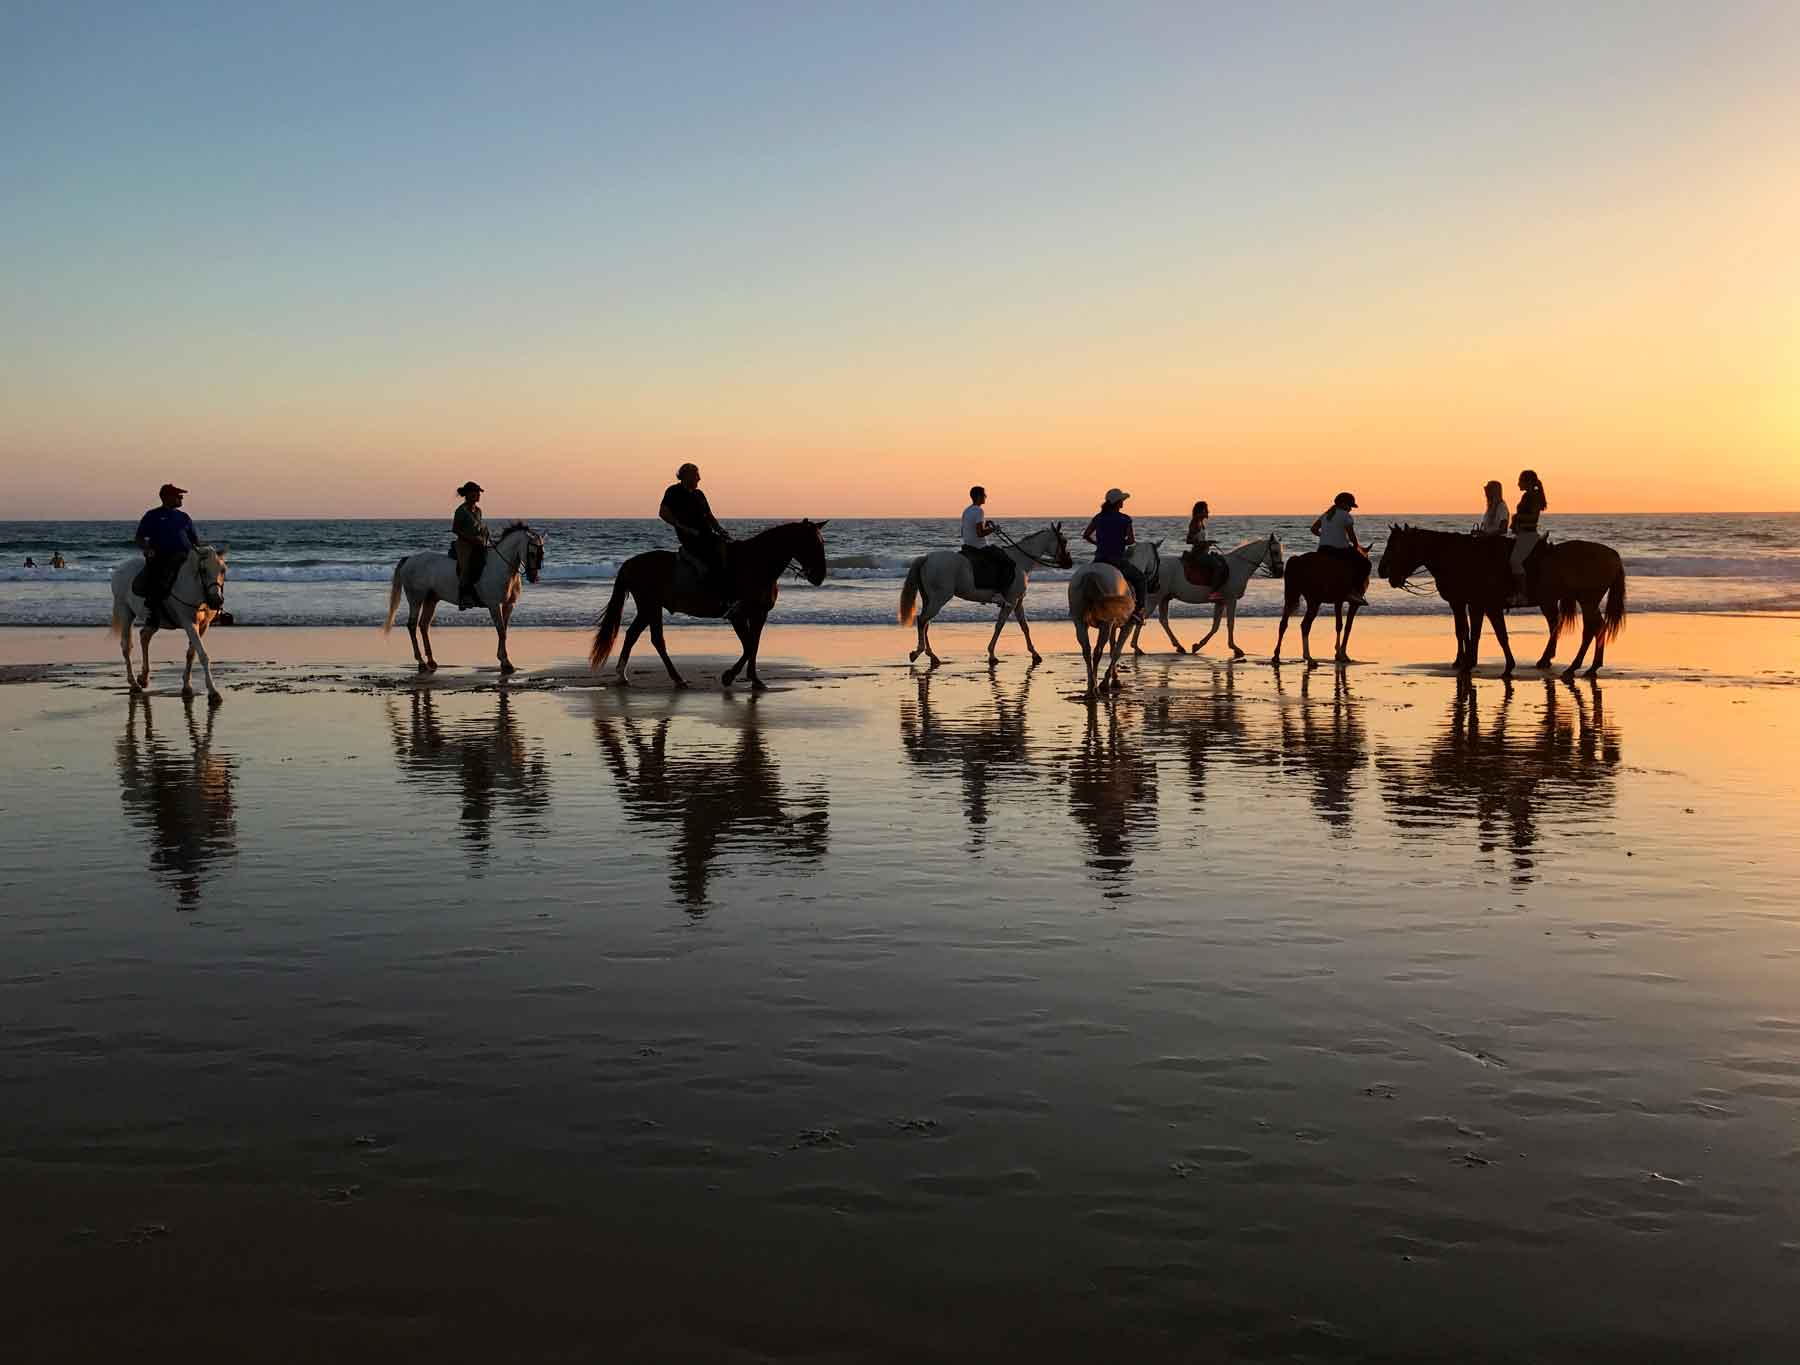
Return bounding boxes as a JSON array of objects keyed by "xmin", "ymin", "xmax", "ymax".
[
  {"xmin": 136, "ymin": 507, "xmax": 198, "ymax": 553},
  {"xmin": 1086, "ymin": 507, "xmax": 1133, "ymax": 561}
]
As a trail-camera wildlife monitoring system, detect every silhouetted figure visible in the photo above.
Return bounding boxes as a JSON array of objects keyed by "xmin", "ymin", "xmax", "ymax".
[
  {"xmin": 1274, "ymin": 666, "xmax": 1367, "ymax": 832},
  {"xmin": 1067, "ymin": 700, "xmax": 1157, "ymax": 892},
  {"xmin": 898, "ymin": 669, "xmax": 1034, "ymax": 851},
  {"xmin": 115, "ymin": 692, "xmax": 237, "ymax": 909},
  {"xmin": 452, "ymin": 480, "xmax": 490, "ymax": 608},
  {"xmin": 1083, "ymin": 488, "xmax": 1146, "ymax": 621},
  {"xmin": 387, "ymin": 691, "xmax": 549, "ymax": 867},
  {"xmin": 591, "ymin": 702, "xmax": 828, "ymax": 909},
  {"xmin": 134, "ymin": 482, "xmax": 200, "ymax": 621}
]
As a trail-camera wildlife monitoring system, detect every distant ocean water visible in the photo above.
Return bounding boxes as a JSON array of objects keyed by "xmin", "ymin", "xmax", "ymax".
[{"xmin": 2, "ymin": 514, "xmax": 1797, "ymax": 628}]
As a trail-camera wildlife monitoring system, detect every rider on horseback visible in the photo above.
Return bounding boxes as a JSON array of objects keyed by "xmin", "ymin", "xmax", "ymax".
[
  {"xmin": 1311, "ymin": 491, "xmax": 1371, "ymax": 606},
  {"xmin": 1184, "ymin": 499, "xmax": 1228, "ymax": 600},
  {"xmin": 960, "ymin": 486, "xmax": 1016, "ymax": 595},
  {"xmin": 135, "ymin": 483, "xmax": 200, "ymax": 622},
  {"xmin": 1508, "ymin": 469, "xmax": 1549, "ymax": 605},
  {"xmin": 1084, "ymin": 488, "xmax": 1147, "ymax": 622},
  {"xmin": 453, "ymin": 481, "xmax": 490, "ymax": 608},
  {"xmin": 660, "ymin": 463, "xmax": 739, "ymax": 617},
  {"xmin": 1475, "ymin": 481, "xmax": 1509, "ymax": 536}
]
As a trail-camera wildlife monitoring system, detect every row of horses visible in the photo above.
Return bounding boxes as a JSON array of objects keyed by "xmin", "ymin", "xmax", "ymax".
[{"xmin": 107, "ymin": 516, "xmax": 1625, "ymax": 703}]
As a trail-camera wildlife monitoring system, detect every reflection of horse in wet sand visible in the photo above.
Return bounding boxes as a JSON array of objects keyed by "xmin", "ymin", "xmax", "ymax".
[
  {"xmin": 386, "ymin": 691, "xmax": 549, "ymax": 865},
  {"xmin": 1273, "ymin": 666, "xmax": 1367, "ymax": 832},
  {"xmin": 115, "ymin": 693, "xmax": 237, "ymax": 908},
  {"xmin": 1379, "ymin": 676, "xmax": 1620, "ymax": 884},
  {"xmin": 592, "ymin": 703, "xmax": 828, "ymax": 909},
  {"xmin": 899, "ymin": 668, "xmax": 1035, "ymax": 848},
  {"xmin": 1067, "ymin": 701, "xmax": 1158, "ymax": 889},
  {"xmin": 1143, "ymin": 662, "xmax": 1253, "ymax": 813}
]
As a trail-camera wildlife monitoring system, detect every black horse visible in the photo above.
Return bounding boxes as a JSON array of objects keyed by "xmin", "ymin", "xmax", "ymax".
[
  {"xmin": 590, "ymin": 520, "xmax": 829, "ymax": 690},
  {"xmin": 1378, "ymin": 525, "xmax": 1626, "ymax": 678}
]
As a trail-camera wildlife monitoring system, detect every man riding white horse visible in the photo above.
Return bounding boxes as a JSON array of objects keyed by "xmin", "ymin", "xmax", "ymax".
[
  {"xmin": 135, "ymin": 483, "xmax": 201, "ymax": 623},
  {"xmin": 112, "ymin": 485, "xmax": 230, "ymax": 703},
  {"xmin": 960, "ymin": 486, "xmax": 1016, "ymax": 599}
]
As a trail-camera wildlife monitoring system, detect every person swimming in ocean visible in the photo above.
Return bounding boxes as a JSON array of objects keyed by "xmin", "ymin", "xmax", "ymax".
[{"xmin": 50, "ymin": 550, "xmax": 65, "ymax": 569}]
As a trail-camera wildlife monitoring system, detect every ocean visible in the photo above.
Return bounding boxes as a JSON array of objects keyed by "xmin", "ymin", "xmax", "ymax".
[{"xmin": 2, "ymin": 513, "xmax": 1797, "ymax": 629}]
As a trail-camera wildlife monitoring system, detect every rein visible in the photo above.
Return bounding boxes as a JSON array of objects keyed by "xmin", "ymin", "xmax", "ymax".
[{"xmin": 992, "ymin": 527, "xmax": 1065, "ymax": 569}]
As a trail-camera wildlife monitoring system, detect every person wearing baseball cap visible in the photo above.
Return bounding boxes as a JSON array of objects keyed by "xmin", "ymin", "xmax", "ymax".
[
  {"xmin": 1310, "ymin": 491, "xmax": 1371, "ymax": 606},
  {"xmin": 1082, "ymin": 488, "xmax": 1148, "ymax": 622},
  {"xmin": 134, "ymin": 483, "xmax": 201, "ymax": 619},
  {"xmin": 452, "ymin": 481, "xmax": 491, "ymax": 608}
]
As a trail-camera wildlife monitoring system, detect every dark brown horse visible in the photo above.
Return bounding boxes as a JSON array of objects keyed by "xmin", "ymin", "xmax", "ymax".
[
  {"xmin": 1377, "ymin": 525, "xmax": 1625, "ymax": 678},
  {"xmin": 1271, "ymin": 547, "xmax": 1372, "ymax": 666},
  {"xmin": 589, "ymin": 519, "xmax": 829, "ymax": 690}
]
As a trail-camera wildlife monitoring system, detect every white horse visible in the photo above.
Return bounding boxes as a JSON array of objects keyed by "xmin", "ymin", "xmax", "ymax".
[
  {"xmin": 109, "ymin": 543, "xmax": 230, "ymax": 703},
  {"xmin": 898, "ymin": 524, "xmax": 1072, "ymax": 667},
  {"xmin": 1128, "ymin": 533, "xmax": 1286, "ymax": 659},
  {"xmin": 381, "ymin": 522, "xmax": 546, "ymax": 674},
  {"xmin": 1068, "ymin": 562, "xmax": 1135, "ymax": 699}
]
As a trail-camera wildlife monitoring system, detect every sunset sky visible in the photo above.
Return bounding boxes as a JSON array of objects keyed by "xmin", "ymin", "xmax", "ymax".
[{"xmin": 3, "ymin": 2, "xmax": 1796, "ymax": 518}]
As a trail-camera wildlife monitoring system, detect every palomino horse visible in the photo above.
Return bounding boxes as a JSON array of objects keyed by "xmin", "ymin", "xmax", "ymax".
[
  {"xmin": 590, "ymin": 520, "xmax": 829, "ymax": 690},
  {"xmin": 1378, "ymin": 525, "xmax": 1626, "ymax": 679},
  {"xmin": 382, "ymin": 522, "xmax": 546, "ymax": 675},
  {"xmin": 898, "ymin": 524, "xmax": 1073, "ymax": 667},
  {"xmin": 1271, "ymin": 546, "xmax": 1372, "ymax": 667},
  {"xmin": 1128, "ymin": 533, "xmax": 1286, "ymax": 658},
  {"xmin": 109, "ymin": 543, "xmax": 230, "ymax": 703},
  {"xmin": 1068, "ymin": 562, "xmax": 1135, "ymax": 698}
]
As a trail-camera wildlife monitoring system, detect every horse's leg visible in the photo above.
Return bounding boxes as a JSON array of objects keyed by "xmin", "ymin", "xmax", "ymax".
[
  {"xmin": 1155, "ymin": 597, "xmax": 1185, "ymax": 654},
  {"xmin": 1105, "ymin": 625, "xmax": 1125, "ymax": 690},
  {"xmin": 616, "ymin": 613, "xmax": 651, "ymax": 686},
  {"xmin": 1273, "ymin": 592, "xmax": 1296, "ymax": 664},
  {"xmin": 419, "ymin": 598, "xmax": 440, "ymax": 672},
  {"xmin": 404, "ymin": 593, "xmax": 428, "ymax": 673},
  {"xmin": 915, "ymin": 592, "xmax": 943, "ymax": 669},
  {"xmin": 1489, "ymin": 607, "xmax": 1516, "ymax": 677},
  {"xmin": 1013, "ymin": 598, "xmax": 1042, "ymax": 665},
  {"xmin": 1339, "ymin": 603, "xmax": 1360, "ymax": 663},
  {"xmin": 1564, "ymin": 603, "xmax": 1600, "ymax": 680},
  {"xmin": 121, "ymin": 610, "xmax": 141, "ymax": 691},
  {"xmin": 987, "ymin": 600, "xmax": 1008, "ymax": 662},
  {"xmin": 1224, "ymin": 602, "xmax": 1245, "ymax": 660},
  {"xmin": 1588, "ymin": 600, "xmax": 1607, "ymax": 677},
  {"xmin": 182, "ymin": 638, "xmax": 196, "ymax": 697},
  {"xmin": 744, "ymin": 615, "xmax": 769, "ymax": 691},
  {"xmin": 1077, "ymin": 621, "xmax": 1098, "ymax": 697},
  {"xmin": 493, "ymin": 604, "xmax": 515, "ymax": 675},
  {"xmin": 183, "ymin": 619, "xmax": 220, "ymax": 703},
  {"xmin": 1192, "ymin": 601, "xmax": 1220, "ymax": 654},
  {"xmin": 721, "ymin": 612, "xmax": 754, "ymax": 688},
  {"xmin": 1535, "ymin": 604, "xmax": 1559, "ymax": 669},
  {"xmin": 648, "ymin": 612, "xmax": 686, "ymax": 687},
  {"xmin": 1464, "ymin": 606, "xmax": 1483, "ymax": 673},
  {"xmin": 137, "ymin": 625, "xmax": 155, "ymax": 690}
]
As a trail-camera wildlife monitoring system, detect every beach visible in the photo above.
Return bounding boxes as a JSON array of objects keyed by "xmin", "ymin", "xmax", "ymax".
[{"xmin": 5, "ymin": 612, "xmax": 1799, "ymax": 1360}]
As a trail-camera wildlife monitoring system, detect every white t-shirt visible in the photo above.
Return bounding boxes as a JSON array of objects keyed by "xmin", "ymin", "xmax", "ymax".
[
  {"xmin": 961, "ymin": 503, "xmax": 991, "ymax": 549},
  {"xmin": 1317, "ymin": 506, "xmax": 1354, "ymax": 549}
]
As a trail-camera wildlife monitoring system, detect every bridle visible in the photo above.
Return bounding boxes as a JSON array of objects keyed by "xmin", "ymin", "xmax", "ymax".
[
  {"xmin": 161, "ymin": 548, "xmax": 224, "ymax": 616},
  {"xmin": 993, "ymin": 525, "xmax": 1068, "ymax": 569},
  {"xmin": 489, "ymin": 526, "xmax": 541, "ymax": 578},
  {"xmin": 1377, "ymin": 531, "xmax": 1438, "ymax": 596}
]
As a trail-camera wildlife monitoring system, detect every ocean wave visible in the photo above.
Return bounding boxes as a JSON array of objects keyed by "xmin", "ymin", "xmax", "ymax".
[{"xmin": 1625, "ymin": 555, "xmax": 1800, "ymax": 579}]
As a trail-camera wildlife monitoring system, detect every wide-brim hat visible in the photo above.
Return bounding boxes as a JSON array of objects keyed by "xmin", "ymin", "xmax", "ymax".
[
  {"xmin": 457, "ymin": 481, "xmax": 484, "ymax": 496},
  {"xmin": 1105, "ymin": 488, "xmax": 1130, "ymax": 505}
]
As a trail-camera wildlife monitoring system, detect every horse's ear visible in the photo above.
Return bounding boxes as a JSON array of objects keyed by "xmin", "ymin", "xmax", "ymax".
[
  {"xmin": 217, "ymin": 541, "xmax": 230, "ymax": 556},
  {"xmin": 816, "ymin": 519, "xmax": 830, "ymax": 530}
]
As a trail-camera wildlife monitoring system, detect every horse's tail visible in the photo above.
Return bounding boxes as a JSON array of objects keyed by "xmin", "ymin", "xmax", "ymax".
[
  {"xmin": 898, "ymin": 556, "xmax": 925, "ymax": 625},
  {"xmin": 1602, "ymin": 563, "xmax": 1627, "ymax": 642},
  {"xmin": 108, "ymin": 604, "xmax": 126, "ymax": 642},
  {"xmin": 380, "ymin": 557, "xmax": 407, "ymax": 636},
  {"xmin": 589, "ymin": 576, "xmax": 628, "ymax": 669},
  {"xmin": 1072, "ymin": 569, "xmax": 1134, "ymax": 628}
]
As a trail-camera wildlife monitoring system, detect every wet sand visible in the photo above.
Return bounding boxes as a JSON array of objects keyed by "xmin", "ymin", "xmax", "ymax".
[{"xmin": 5, "ymin": 616, "xmax": 1800, "ymax": 1360}]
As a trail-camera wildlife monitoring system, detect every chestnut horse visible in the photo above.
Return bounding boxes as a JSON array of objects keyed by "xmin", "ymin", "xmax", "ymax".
[
  {"xmin": 1377, "ymin": 525, "xmax": 1625, "ymax": 678},
  {"xmin": 589, "ymin": 520, "xmax": 829, "ymax": 690}
]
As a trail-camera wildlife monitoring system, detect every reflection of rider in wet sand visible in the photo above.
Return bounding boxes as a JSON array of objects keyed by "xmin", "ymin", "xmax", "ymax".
[
  {"xmin": 899, "ymin": 669, "xmax": 1033, "ymax": 847},
  {"xmin": 386, "ymin": 691, "xmax": 549, "ymax": 865},
  {"xmin": 115, "ymin": 692, "xmax": 236, "ymax": 909},
  {"xmin": 592, "ymin": 704, "xmax": 828, "ymax": 909},
  {"xmin": 1275, "ymin": 667, "xmax": 1366, "ymax": 831},
  {"xmin": 1067, "ymin": 701, "xmax": 1157, "ymax": 888},
  {"xmin": 1379, "ymin": 676, "xmax": 1618, "ymax": 884}
]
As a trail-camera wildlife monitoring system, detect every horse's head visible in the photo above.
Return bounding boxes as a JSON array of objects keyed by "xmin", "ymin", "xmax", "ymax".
[
  {"xmin": 1264, "ymin": 533, "xmax": 1285, "ymax": 579},
  {"xmin": 1051, "ymin": 521, "xmax": 1073, "ymax": 569},
  {"xmin": 796, "ymin": 519, "xmax": 829, "ymax": 586},
  {"xmin": 1379, "ymin": 523, "xmax": 1423, "ymax": 587},
  {"xmin": 196, "ymin": 543, "xmax": 228, "ymax": 611},
  {"xmin": 523, "ymin": 527, "xmax": 546, "ymax": 584}
]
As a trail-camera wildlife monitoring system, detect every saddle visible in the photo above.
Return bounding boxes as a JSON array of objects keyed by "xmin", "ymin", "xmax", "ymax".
[
  {"xmin": 1181, "ymin": 549, "xmax": 1228, "ymax": 590},
  {"xmin": 674, "ymin": 547, "xmax": 733, "ymax": 615},
  {"xmin": 960, "ymin": 546, "xmax": 1016, "ymax": 594}
]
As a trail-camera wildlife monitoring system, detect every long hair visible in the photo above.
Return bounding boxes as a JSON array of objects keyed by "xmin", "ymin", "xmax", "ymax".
[
  {"xmin": 1519, "ymin": 469, "xmax": 1547, "ymax": 507},
  {"xmin": 1188, "ymin": 501, "xmax": 1209, "ymax": 540}
]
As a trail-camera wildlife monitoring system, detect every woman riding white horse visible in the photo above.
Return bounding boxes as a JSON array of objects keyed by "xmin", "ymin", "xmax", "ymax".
[
  {"xmin": 898, "ymin": 524, "xmax": 1072, "ymax": 668},
  {"xmin": 382, "ymin": 521, "xmax": 545, "ymax": 674},
  {"xmin": 110, "ymin": 543, "xmax": 230, "ymax": 703},
  {"xmin": 1127, "ymin": 533, "xmax": 1285, "ymax": 659}
]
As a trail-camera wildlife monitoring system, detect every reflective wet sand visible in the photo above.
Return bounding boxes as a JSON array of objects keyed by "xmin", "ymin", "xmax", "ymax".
[{"xmin": 4, "ymin": 622, "xmax": 1799, "ymax": 1360}]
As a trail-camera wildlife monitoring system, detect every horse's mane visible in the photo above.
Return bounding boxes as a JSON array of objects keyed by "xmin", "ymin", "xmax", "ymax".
[{"xmin": 498, "ymin": 520, "xmax": 533, "ymax": 536}]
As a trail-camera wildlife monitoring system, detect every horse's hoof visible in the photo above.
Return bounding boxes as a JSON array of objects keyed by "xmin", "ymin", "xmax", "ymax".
[
  {"xmin": 426, "ymin": 662, "xmax": 439, "ymax": 673},
  {"xmin": 181, "ymin": 687, "xmax": 194, "ymax": 700},
  {"xmin": 1231, "ymin": 649, "xmax": 1245, "ymax": 660},
  {"xmin": 1560, "ymin": 667, "xmax": 1577, "ymax": 682},
  {"xmin": 720, "ymin": 673, "xmax": 736, "ymax": 688},
  {"xmin": 673, "ymin": 678, "xmax": 689, "ymax": 689},
  {"xmin": 500, "ymin": 663, "xmax": 517, "ymax": 675},
  {"xmin": 207, "ymin": 692, "xmax": 223, "ymax": 706},
  {"xmin": 614, "ymin": 674, "xmax": 632, "ymax": 688},
  {"xmin": 1029, "ymin": 654, "xmax": 1043, "ymax": 665},
  {"xmin": 908, "ymin": 650, "xmax": 921, "ymax": 663},
  {"xmin": 751, "ymin": 680, "xmax": 769, "ymax": 693}
]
